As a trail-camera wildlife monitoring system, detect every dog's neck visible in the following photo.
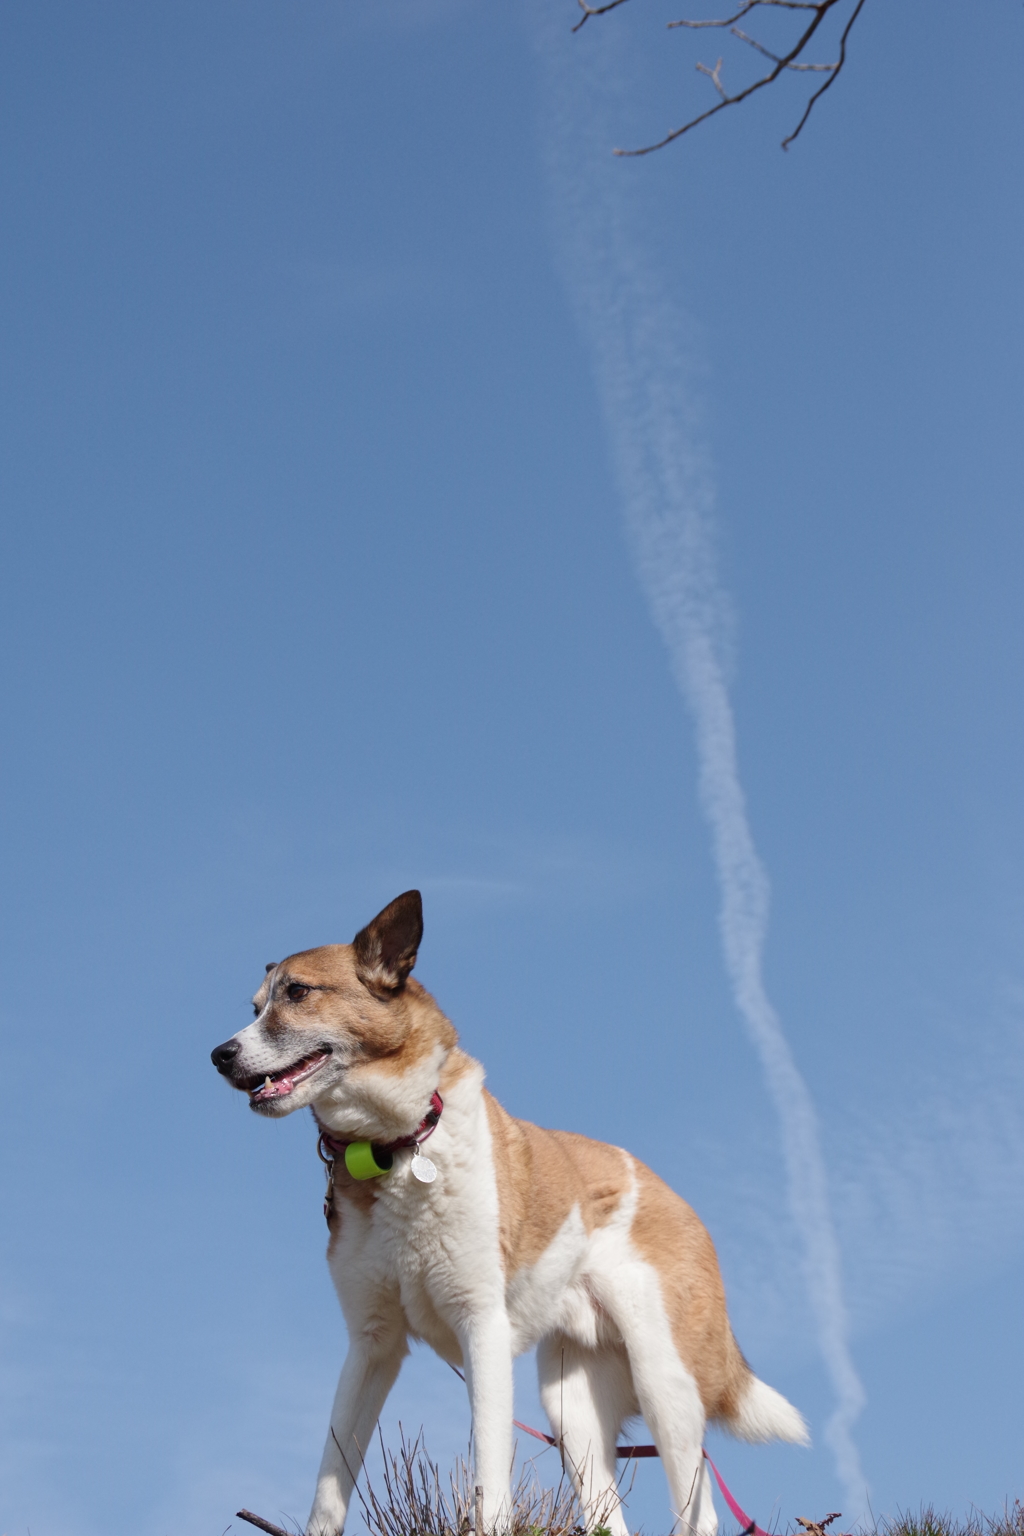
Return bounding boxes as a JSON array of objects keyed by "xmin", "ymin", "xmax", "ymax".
[
  {"xmin": 311, "ymin": 1040, "xmax": 475, "ymax": 1143},
  {"xmin": 315, "ymin": 1088, "xmax": 444, "ymax": 1159}
]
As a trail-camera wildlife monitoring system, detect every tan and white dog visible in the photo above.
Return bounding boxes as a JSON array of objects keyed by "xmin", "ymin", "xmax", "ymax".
[{"xmin": 211, "ymin": 891, "xmax": 808, "ymax": 1536}]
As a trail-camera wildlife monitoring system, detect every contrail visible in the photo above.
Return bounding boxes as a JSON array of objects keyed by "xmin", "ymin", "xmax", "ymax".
[{"xmin": 531, "ymin": 7, "xmax": 867, "ymax": 1515}]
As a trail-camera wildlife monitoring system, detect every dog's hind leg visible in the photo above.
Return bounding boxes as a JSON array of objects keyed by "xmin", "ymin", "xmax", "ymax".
[
  {"xmin": 307, "ymin": 1304, "xmax": 408, "ymax": 1536},
  {"xmin": 537, "ymin": 1335, "xmax": 634, "ymax": 1536},
  {"xmin": 602, "ymin": 1266, "xmax": 717, "ymax": 1536},
  {"xmin": 627, "ymin": 1343, "xmax": 715, "ymax": 1536}
]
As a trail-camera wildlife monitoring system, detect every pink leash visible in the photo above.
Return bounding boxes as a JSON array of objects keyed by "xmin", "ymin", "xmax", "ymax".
[
  {"xmin": 702, "ymin": 1450, "xmax": 767, "ymax": 1536},
  {"xmin": 450, "ymin": 1367, "xmax": 766, "ymax": 1535}
]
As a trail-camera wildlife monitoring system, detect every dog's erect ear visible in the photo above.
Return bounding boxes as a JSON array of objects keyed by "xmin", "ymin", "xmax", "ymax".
[
  {"xmin": 265, "ymin": 962, "xmax": 277, "ymax": 973},
  {"xmin": 353, "ymin": 890, "xmax": 423, "ymax": 994}
]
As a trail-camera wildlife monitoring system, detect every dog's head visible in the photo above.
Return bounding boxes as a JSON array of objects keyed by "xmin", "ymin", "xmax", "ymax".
[{"xmin": 210, "ymin": 890, "xmax": 455, "ymax": 1133}]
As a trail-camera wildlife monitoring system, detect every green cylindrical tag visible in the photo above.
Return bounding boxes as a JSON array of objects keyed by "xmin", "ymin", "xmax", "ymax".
[{"xmin": 344, "ymin": 1140, "xmax": 394, "ymax": 1180}]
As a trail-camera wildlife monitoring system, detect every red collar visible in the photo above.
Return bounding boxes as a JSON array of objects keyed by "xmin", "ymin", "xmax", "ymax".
[{"xmin": 316, "ymin": 1089, "xmax": 443, "ymax": 1163}]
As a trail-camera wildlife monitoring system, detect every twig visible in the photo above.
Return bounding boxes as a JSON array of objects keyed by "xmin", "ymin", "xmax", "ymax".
[
  {"xmin": 696, "ymin": 57, "xmax": 728, "ymax": 100},
  {"xmin": 797, "ymin": 1515, "xmax": 845, "ymax": 1536},
  {"xmin": 669, "ymin": 0, "xmax": 833, "ymax": 26},
  {"xmin": 781, "ymin": 0, "xmax": 865, "ymax": 147},
  {"xmin": 730, "ymin": 26, "xmax": 833, "ymax": 67},
  {"xmin": 573, "ymin": 0, "xmax": 633, "ymax": 33},
  {"xmin": 236, "ymin": 1512, "xmax": 292, "ymax": 1536}
]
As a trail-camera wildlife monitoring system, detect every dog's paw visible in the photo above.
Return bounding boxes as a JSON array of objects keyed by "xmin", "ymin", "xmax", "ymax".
[
  {"xmin": 306, "ymin": 1518, "xmax": 343, "ymax": 1536},
  {"xmin": 307, "ymin": 1484, "xmax": 346, "ymax": 1536}
]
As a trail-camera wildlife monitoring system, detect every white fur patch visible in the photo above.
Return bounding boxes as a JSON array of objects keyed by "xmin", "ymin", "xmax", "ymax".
[{"xmin": 731, "ymin": 1375, "xmax": 811, "ymax": 1446}]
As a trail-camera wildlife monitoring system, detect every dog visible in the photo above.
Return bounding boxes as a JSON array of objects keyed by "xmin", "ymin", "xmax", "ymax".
[{"xmin": 211, "ymin": 890, "xmax": 808, "ymax": 1536}]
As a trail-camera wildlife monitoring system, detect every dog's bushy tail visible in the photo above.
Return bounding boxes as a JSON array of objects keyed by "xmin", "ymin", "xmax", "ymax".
[{"xmin": 724, "ymin": 1369, "xmax": 811, "ymax": 1446}]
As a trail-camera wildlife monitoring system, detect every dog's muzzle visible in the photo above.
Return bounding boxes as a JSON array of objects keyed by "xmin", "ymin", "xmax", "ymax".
[{"xmin": 211, "ymin": 1039, "xmax": 241, "ymax": 1075}]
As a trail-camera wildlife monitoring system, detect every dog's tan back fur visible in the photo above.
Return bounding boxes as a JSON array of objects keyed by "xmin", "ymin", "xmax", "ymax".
[{"xmin": 483, "ymin": 1090, "xmax": 749, "ymax": 1425}]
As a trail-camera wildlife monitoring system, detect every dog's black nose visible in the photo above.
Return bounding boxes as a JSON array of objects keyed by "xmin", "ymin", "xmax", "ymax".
[{"xmin": 211, "ymin": 1039, "xmax": 241, "ymax": 1073}]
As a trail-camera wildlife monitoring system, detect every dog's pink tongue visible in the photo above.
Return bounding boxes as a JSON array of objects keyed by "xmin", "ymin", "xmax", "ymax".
[{"xmin": 255, "ymin": 1074, "xmax": 294, "ymax": 1101}]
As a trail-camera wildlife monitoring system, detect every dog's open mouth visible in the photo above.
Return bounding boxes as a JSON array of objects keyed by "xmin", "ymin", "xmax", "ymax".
[{"xmin": 247, "ymin": 1049, "xmax": 332, "ymax": 1104}]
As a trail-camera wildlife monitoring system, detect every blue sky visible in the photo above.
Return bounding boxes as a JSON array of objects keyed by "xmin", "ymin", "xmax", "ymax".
[{"xmin": 2, "ymin": 2, "xmax": 1023, "ymax": 1533}]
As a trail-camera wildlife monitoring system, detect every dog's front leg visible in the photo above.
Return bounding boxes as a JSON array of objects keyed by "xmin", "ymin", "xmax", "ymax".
[
  {"xmin": 307, "ymin": 1328, "xmax": 408, "ymax": 1536},
  {"xmin": 461, "ymin": 1310, "xmax": 514, "ymax": 1532}
]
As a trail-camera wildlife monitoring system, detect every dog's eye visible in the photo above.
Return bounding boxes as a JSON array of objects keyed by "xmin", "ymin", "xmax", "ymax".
[{"xmin": 287, "ymin": 983, "xmax": 311, "ymax": 1003}]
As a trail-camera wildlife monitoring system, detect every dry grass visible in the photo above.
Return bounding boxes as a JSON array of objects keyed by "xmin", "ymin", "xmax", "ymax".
[
  {"xmin": 243, "ymin": 1440, "xmax": 1024, "ymax": 1536},
  {"xmin": 351, "ymin": 1429, "xmax": 621, "ymax": 1536},
  {"xmin": 877, "ymin": 1509, "xmax": 1024, "ymax": 1536},
  {"xmin": 351, "ymin": 1441, "xmax": 1024, "ymax": 1536}
]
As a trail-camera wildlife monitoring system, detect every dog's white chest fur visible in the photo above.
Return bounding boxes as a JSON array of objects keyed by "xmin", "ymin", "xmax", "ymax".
[{"xmin": 328, "ymin": 1069, "xmax": 504, "ymax": 1363}]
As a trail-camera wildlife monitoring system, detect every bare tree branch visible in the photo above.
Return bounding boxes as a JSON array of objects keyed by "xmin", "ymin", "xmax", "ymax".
[
  {"xmin": 573, "ymin": 0, "xmax": 634, "ymax": 33},
  {"xmin": 730, "ymin": 26, "xmax": 833, "ymax": 68},
  {"xmin": 780, "ymin": 0, "xmax": 866, "ymax": 148},
  {"xmin": 236, "ymin": 1511, "xmax": 292, "ymax": 1536},
  {"xmin": 569, "ymin": 0, "xmax": 867, "ymax": 154},
  {"xmin": 668, "ymin": 0, "xmax": 825, "ymax": 30},
  {"xmin": 697, "ymin": 57, "xmax": 729, "ymax": 100}
]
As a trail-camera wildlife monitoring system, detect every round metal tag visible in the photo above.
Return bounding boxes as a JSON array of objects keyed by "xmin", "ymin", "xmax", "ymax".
[{"xmin": 410, "ymin": 1154, "xmax": 437, "ymax": 1183}]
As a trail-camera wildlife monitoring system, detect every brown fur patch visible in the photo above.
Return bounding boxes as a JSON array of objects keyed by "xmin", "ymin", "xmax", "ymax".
[
  {"xmin": 629, "ymin": 1158, "xmax": 749, "ymax": 1421},
  {"xmin": 355, "ymin": 977, "xmax": 458, "ymax": 1079},
  {"xmin": 484, "ymin": 1093, "xmax": 631, "ymax": 1274}
]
